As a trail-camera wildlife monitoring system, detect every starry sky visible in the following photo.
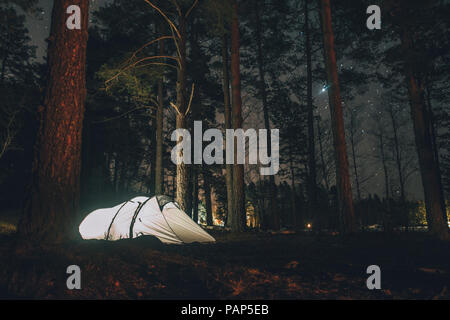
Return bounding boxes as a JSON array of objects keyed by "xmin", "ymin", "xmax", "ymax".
[{"xmin": 23, "ymin": 0, "xmax": 424, "ymax": 200}]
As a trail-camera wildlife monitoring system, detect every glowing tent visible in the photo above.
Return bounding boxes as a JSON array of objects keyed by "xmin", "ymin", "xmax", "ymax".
[{"xmin": 79, "ymin": 195, "xmax": 215, "ymax": 244}]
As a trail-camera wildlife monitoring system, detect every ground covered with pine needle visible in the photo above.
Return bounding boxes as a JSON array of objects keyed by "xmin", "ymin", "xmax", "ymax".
[{"xmin": 0, "ymin": 230, "xmax": 449, "ymax": 299}]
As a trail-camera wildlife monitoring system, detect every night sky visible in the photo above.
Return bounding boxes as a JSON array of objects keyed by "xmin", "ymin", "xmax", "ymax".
[
  {"xmin": 26, "ymin": 0, "xmax": 106, "ymax": 60},
  {"xmin": 24, "ymin": 0, "xmax": 423, "ymax": 200}
]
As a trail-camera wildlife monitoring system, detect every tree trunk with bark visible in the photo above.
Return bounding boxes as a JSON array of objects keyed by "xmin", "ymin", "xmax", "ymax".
[
  {"xmin": 192, "ymin": 166, "xmax": 199, "ymax": 222},
  {"xmin": 319, "ymin": 0, "xmax": 356, "ymax": 234},
  {"xmin": 203, "ymin": 169, "xmax": 213, "ymax": 226},
  {"xmin": 424, "ymin": 83, "xmax": 447, "ymax": 225},
  {"xmin": 400, "ymin": 28, "xmax": 449, "ymax": 240},
  {"xmin": 155, "ymin": 22, "xmax": 165, "ymax": 195},
  {"xmin": 18, "ymin": 0, "xmax": 90, "ymax": 243},
  {"xmin": 255, "ymin": 0, "xmax": 278, "ymax": 231},
  {"xmin": 376, "ymin": 123, "xmax": 392, "ymax": 232},
  {"xmin": 349, "ymin": 113, "xmax": 361, "ymax": 202},
  {"xmin": 230, "ymin": 0, "xmax": 245, "ymax": 232},
  {"xmin": 174, "ymin": 14, "xmax": 190, "ymax": 213},
  {"xmin": 305, "ymin": 0, "xmax": 318, "ymax": 229},
  {"xmin": 288, "ymin": 142, "xmax": 298, "ymax": 228},
  {"xmin": 316, "ymin": 117, "xmax": 330, "ymax": 191},
  {"xmin": 222, "ymin": 33, "xmax": 234, "ymax": 229},
  {"xmin": 388, "ymin": 105, "xmax": 407, "ymax": 229}
]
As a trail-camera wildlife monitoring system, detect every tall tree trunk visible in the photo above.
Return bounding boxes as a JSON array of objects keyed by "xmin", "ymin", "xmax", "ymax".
[
  {"xmin": 425, "ymin": 84, "xmax": 447, "ymax": 225},
  {"xmin": 319, "ymin": 0, "xmax": 356, "ymax": 234},
  {"xmin": 149, "ymin": 118, "xmax": 157, "ymax": 193},
  {"xmin": 388, "ymin": 105, "xmax": 407, "ymax": 229},
  {"xmin": 400, "ymin": 28, "xmax": 448, "ymax": 240},
  {"xmin": 18, "ymin": 0, "xmax": 90, "ymax": 243},
  {"xmin": 222, "ymin": 33, "xmax": 234, "ymax": 229},
  {"xmin": 305, "ymin": 0, "xmax": 318, "ymax": 228},
  {"xmin": 349, "ymin": 113, "xmax": 361, "ymax": 201},
  {"xmin": 288, "ymin": 141, "xmax": 297, "ymax": 228},
  {"xmin": 377, "ymin": 127, "xmax": 392, "ymax": 232},
  {"xmin": 192, "ymin": 166, "xmax": 199, "ymax": 222},
  {"xmin": 155, "ymin": 23, "xmax": 164, "ymax": 195},
  {"xmin": 188, "ymin": 16, "xmax": 207, "ymax": 222},
  {"xmin": 379, "ymin": 135, "xmax": 389, "ymax": 204},
  {"xmin": 316, "ymin": 116, "xmax": 330, "ymax": 190},
  {"xmin": 257, "ymin": 177, "xmax": 266, "ymax": 229},
  {"xmin": 175, "ymin": 15, "xmax": 190, "ymax": 214},
  {"xmin": 203, "ymin": 169, "xmax": 213, "ymax": 226},
  {"xmin": 230, "ymin": 0, "xmax": 245, "ymax": 232},
  {"xmin": 255, "ymin": 0, "xmax": 278, "ymax": 231}
]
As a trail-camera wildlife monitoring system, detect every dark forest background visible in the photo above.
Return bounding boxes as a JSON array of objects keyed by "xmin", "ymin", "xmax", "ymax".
[{"xmin": 0, "ymin": 0, "xmax": 449, "ymax": 239}]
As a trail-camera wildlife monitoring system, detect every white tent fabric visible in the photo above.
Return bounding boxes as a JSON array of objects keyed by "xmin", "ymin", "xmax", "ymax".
[{"xmin": 79, "ymin": 195, "xmax": 215, "ymax": 244}]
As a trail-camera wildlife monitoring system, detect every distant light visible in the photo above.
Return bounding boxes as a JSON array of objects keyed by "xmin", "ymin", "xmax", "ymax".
[
  {"xmin": 320, "ymin": 85, "xmax": 329, "ymax": 93},
  {"xmin": 307, "ymin": 223, "xmax": 312, "ymax": 229}
]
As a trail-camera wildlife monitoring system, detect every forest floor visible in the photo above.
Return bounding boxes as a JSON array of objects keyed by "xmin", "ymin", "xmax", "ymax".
[{"xmin": 0, "ymin": 218, "xmax": 449, "ymax": 299}]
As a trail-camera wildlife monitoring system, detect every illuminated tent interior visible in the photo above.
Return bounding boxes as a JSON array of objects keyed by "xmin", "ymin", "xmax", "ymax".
[{"xmin": 79, "ymin": 195, "xmax": 216, "ymax": 244}]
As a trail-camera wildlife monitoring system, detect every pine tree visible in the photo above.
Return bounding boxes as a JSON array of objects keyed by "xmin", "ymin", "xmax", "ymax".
[
  {"xmin": 230, "ymin": 0, "xmax": 245, "ymax": 232},
  {"xmin": 319, "ymin": 0, "xmax": 356, "ymax": 234},
  {"xmin": 385, "ymin": 0, "xmax": 449, "ymax": 239},
  {"xmin": 19, "ymin": 0, "xmax": 90, "ymax": 243}
]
